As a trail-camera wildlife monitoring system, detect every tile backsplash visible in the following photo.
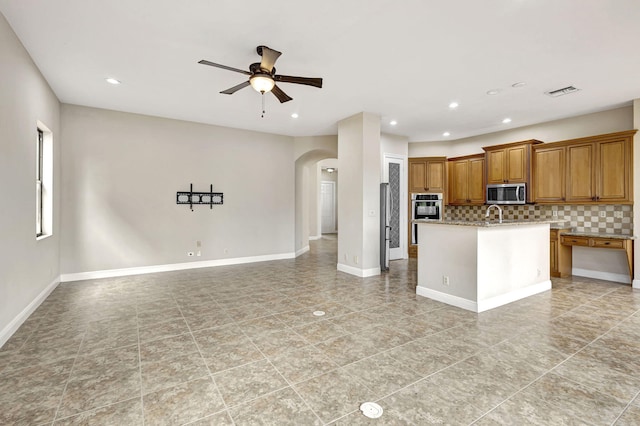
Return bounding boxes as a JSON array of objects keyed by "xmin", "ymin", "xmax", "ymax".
[{"xmin": 445, "ymin": 204, "xmax": 633, "ymax": 235}]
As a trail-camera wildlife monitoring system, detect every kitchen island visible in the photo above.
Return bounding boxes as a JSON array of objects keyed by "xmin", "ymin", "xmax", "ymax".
[{"xmin": 414, "ymin": 219, "xmax": 555, "ymax": 313}]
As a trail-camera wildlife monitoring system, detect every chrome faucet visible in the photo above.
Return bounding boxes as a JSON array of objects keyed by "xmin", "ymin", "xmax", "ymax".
[{"xmin": 486, "ymin": 204, "xmax": 503, "ymax": 223}]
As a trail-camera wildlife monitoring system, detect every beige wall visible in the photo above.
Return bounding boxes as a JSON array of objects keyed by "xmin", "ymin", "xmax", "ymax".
[
  {"xmin": 0, "ymin": 13, "xmax": 61, "ymax": 343},
  {"xmin": 60, "ymin": 105, "xmax": 295, "ymax": 274}
]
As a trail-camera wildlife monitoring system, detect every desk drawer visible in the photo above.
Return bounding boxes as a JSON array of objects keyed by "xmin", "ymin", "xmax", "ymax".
[
  {"xmin": 591, "ymin": 238, "xmax": 625, "ymax": 249},
  {"xmin": 561, "ymin": 236, "xmax": 589, "ymax": 247}
]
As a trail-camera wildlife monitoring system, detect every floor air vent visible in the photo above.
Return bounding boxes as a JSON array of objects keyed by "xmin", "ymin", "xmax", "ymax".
[{"xmin": 545, "ymin": 86, "xmax": 580, "ymax": 97}]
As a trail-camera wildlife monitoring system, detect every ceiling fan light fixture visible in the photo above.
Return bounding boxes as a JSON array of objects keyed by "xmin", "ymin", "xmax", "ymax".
[{"xmin": 250, "ymin": 74, "xmax": 275, "ymax": 93}]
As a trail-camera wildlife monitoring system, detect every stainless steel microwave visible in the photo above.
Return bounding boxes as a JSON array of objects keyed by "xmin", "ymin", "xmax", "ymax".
[{"xmin": 486, "ymin": 183, "xmax": 526, "ymax": 205}]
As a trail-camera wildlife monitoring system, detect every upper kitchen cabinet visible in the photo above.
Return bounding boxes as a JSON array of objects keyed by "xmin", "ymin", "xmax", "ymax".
[
  {"xmin": 483, "ymin": 140, "xmax": 542, "ymax": 185},
  {"xmin": 565, "ymin": 130, "xmax": 635, "ymax": 204},
  {"xmin": 532, "ymin": 144, "xmax": 566, "ymax": 203},
  {"xmin": 448, "ymin": 154, "xmax": 485, "ymax": 205},
  {"xmin": 409, "ymin": 157, "xmax": 446, "ymax": 193}
]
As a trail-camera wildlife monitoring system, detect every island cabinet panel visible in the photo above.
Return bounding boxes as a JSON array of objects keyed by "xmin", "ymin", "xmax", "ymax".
[
  {"xmin": 532, "ymin": 145, "xmax": 566, "ymax": 203},
  {"xmin": 448, "ymin": 154, "xmax": 485, "ymax": 205},
  {"xmin": 408, "ymin": 157, "xmax": 446, "ymax": 193},
  {"xmin": 564, "ymin": 131, "xmax": 634, "ymax": 204},
  {"xmin": 483, "ymin": 141, "xmax": 542, "ymax": 197}
]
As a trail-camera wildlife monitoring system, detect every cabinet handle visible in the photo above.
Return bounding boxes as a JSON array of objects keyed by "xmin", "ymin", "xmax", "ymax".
[{"xmin": 604, "ymin": 242, "xmax": 610, "ymax": 245}]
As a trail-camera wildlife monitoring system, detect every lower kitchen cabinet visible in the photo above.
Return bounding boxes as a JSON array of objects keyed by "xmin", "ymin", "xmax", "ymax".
[{"xmin": 550, "ymin": 229, "xmax": 572, "ymax": 278}]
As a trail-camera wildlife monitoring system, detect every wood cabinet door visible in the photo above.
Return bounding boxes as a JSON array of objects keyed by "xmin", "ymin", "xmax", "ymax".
[
  {"xmin": 566, "ymin": 143, "xmax": 595, "ymax": 202},
  {"xmin": 597, "ymin": 138, "xmax": 629, "ymax": 202},
  {"xmin": 426, "ymin": 160, "xmax": 445, "ymax": 192},
  {"xmin": 449, "ymin": 160, "xmax": 468, "ymax": 204},
  {"xmin": 486, "ymin": 149, "xmax": 506, "ymax": 184},
  {"xmin": 506, "ymin": 146, "xmax": 527, "ymax": 183},
  {"xmin": 550, "ymin": 240, "xmax": 558, "ymax": 274},
  {"xmin": 467, "ymin": 157, "xmax": 485, "ymax": 204},
  {"xmin": 409, "ymin": 160, "xmax": 427, "ymax": 192},
  {"xmin": 533, "ymin": 146, "xmax": 565, "ymax": 202}
]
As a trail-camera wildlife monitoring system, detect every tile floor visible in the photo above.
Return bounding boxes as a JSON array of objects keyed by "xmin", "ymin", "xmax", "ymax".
[{"xmin": 2, "ymin": 236, "xmax": 640, "ymax": 425}]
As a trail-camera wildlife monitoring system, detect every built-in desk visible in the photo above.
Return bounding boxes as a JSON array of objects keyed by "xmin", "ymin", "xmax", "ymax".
[{"xmin": 560, "ymin": 232, "xmax": 634, "ymax": 279}]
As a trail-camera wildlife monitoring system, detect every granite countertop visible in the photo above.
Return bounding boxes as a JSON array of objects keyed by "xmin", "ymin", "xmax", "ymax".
[
  {"xmin": 561, "ymin": 231, "xmax": 635, "ymax": 240},
  {"xmin": 412, "ymin": 219, "xmax": 564, "ymax": 227}
]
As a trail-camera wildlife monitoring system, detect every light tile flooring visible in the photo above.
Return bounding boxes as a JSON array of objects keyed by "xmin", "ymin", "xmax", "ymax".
[{"xmin": 2, "ymin": 236, "xmax": 640, "ymax": 425}]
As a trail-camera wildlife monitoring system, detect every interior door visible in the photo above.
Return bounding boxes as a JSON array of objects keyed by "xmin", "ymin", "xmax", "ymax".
[
  {"xmin": 383, "ymin": 155, "xmax": 406, "ymax": 260},
  {"xmin": 320, "ymin": 181, "xmax": 336, "ymax": 233}
]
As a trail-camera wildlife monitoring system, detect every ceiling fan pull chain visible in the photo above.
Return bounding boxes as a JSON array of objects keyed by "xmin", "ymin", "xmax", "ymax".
[{"xmin": 261, "ymin": 92, "xmax": 266, "ymax": 118}]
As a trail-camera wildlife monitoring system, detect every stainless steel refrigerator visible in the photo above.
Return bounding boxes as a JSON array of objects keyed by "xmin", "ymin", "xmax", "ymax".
[{"xmin": 380, "ymin": 183, "xmax": 390, "ymax": 271}]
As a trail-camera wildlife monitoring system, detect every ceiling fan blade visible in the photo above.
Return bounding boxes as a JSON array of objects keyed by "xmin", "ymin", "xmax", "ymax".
[
  {"xmin": 198, "ymin": 59, "xmax": 251, "ymax": 75},
  {"xmin": 274, "ymin": 75, "xmax": 323, "ymax": 88},
  {"xmin": 258, "ymin": 46, "xmax": 282, "ymax": 72},
  {"xmin": 220, "ymin": 81, "xmax": 251, "ymax": 94},
  {"xmin": 271, "ymin": 85, "xmax": 293, "ymax": 103}
]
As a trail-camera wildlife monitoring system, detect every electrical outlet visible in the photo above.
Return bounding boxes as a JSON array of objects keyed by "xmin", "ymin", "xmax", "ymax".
[
  {"xmin": 552, "ymin": 210, "xmax": 558, "ymax": 217},
  {"xmin": 196, "ymin": 251, "xmax": 201, "ymax": 257},
  {"xmin": 614, "ymin": 211, "xmax": 623, "ymax": 218},
  {"xmin": 443, "ymin": 276, "xmax": 449, "ymax": 286},
  {"xmin": 354, "ymin": 255, "xmax": 359, "ymax": 264},
  {"xmin": 344, "ymin": 253, "xmax": 348, "ymax": 261},
  {"xmin": 187, "ymin": 251, "xmax": 195, "ymax": 257},
  {"xmin": 599, "ymin": 211, "xmax": 606, "ymax": 218}
]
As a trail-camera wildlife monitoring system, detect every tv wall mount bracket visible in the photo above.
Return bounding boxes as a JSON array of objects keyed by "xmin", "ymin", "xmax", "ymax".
[{"xmin": 176, "ymin": 184, "xmax": 223, "ymax": 211}]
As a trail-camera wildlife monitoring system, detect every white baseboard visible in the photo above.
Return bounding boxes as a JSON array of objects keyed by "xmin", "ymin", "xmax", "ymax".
[
  {"xmin": 572, "ymin": 268, "xmax": 631, "ymax": 285},
  {"xmin": 477, "ymin": 280, "xmax": 551, "ymax": 312},
  {"xmin": 416, "ymin": 280, "xmax": 552, "ymax": 313},
  {"xmin": 416, "ymin": 286, "xmax": 477, "ymax": 312},
  {"xmin": 60, "ymin": 252, "xmax": 296, "ymax": 282},
  {"xmin": 0, "ymin": 277, "xmax": 59, "ymax": 348},
  {"xmin": 295, "ymin": 246, "xmax": 310, "ymax": 257},
  {"xmin": 308, "ymin": 235, "xmax": 322, "ymax": 241},
  {"xmin": 633, "ymin": 279, "xmax": 640, "ymax": 289},
  {"xmin": 336, "ymin": 263, "xmax": 381, "ymax": 277}
]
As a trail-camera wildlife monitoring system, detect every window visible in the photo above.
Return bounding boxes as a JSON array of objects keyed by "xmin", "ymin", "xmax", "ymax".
[
  {"xmin": 36, "ymin": 129, "xmax": 43, "ymax": 236},
  {"xmin": 36, "ymin": 122, "xmax": 52, "ymax": 239}
]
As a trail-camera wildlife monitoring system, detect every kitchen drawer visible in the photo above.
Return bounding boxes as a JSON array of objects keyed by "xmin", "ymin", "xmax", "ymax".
[
  {"xmin": 560, "ymin": 236, "xmax": 589, "ymax": 246},
  {"xmin": 590, "ymin": 238, "xmax": 625, "ymax": 249}
]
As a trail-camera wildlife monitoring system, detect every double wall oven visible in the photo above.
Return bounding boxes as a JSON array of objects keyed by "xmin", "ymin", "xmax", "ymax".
[{"xmin": 411, "ymin": 193, "xmax": 443, "ymax": 244}]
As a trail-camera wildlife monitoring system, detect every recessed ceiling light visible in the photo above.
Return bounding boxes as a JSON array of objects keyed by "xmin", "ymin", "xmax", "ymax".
[
  {"xmin": 105, "ymin": 78, "xmax": 121, "ymax": 85},
  {"xmin": 512, "ymin": 82, "xmax": 526, "ymax": 88},
  {"xmin": 502, "ymin": 118, "xmax": 512, "ymax": 124},
  {"xmin": 487, "ymin": 89, "xmax": 500, "ymax": 95},
  {"xmin": 448, "ymin": 102, "xmax": 459, "ymax": 109},
  {"xmin": 443, "ymin": 132, "xmax": 451, "ymax": 137},
  {"xmin": 291, "ymin": 113, "xmax": 299, "ymax": 118},
  {"xmin": 390, "ymin": 120, "xmax": 397, "ymax": 126}
]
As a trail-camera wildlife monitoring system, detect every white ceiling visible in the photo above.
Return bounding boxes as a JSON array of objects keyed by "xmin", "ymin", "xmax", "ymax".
[{"xmin": 2, "ymin": 0, "xmax": 640, "ymax": 141}]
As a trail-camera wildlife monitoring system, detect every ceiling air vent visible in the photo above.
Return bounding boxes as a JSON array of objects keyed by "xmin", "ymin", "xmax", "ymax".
[{"xmin": 545, "ymin": 86, "xmax": 580, "ymax": 97}]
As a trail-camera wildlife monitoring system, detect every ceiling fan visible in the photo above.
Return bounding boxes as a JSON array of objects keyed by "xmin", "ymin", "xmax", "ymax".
[{"xmin": 198, "ymin": 45, "xmax": 323, "ymax": 104}]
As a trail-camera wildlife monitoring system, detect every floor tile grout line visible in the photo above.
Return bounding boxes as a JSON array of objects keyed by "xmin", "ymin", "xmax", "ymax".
[
  {"xmin": 135, "ymin": 300, "xmax": 146, "ymax": 426},
  {"xmin": 237, "ymin": 320, "xmax": 326, "ymax": 425},
  {"xmin": 175, "ymin": 298, "xmax": 236, "ymax": 425},
  {"xmin": 50, "ymin": 328, "xmax": 88, "ymax": 423},
  {"xmin": 611, "ymin": 387, "xmax": 640, "ymax": 425}
]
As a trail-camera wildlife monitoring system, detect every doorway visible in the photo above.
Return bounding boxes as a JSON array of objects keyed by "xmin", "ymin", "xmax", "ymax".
[
  {"xmin": 383, "ymin": 155, "xmax": 406, "ymax": 260},
  {"xmin": 321, "ymin": 181, "xmax": 337, "ymax": 234}
]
